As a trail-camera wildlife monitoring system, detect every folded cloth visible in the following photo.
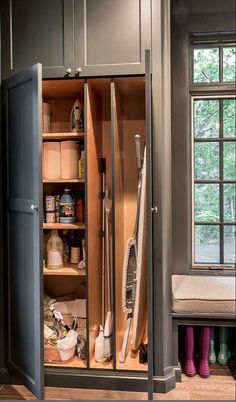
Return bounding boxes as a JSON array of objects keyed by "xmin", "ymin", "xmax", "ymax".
[{"xmin": 53, "ymin": 299, "xmax": 86, "ymax": 318}]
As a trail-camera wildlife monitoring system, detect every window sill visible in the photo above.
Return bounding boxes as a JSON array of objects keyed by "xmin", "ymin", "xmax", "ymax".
[{"xmin": 189, "ymin": 268, "xmax": 235, "ymax": 276}]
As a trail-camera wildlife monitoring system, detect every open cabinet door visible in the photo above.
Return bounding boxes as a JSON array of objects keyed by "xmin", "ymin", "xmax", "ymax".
[
  {"xmin": 145, "ymin": 49, "xmax": 154, "ymax": 400},
  {"xmin": 3, "ymin": 64, "xmax": 44, "ymax": 399}
]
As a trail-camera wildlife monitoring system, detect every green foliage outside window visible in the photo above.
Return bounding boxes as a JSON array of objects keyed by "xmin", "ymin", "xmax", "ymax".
[
  {"xmin": 223, "ymin": 47, "xmax": 236, "ymax": 82},
  {"xmin": 193, "ymin": 48, "xmax": 219, "ymax": 82}
]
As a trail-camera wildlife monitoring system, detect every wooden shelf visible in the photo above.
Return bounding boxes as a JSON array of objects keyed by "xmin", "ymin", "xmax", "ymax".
[
  {"xmin": 43, "ymin": 222, "xmax": 85, "ymax": 230},
  {"xmin": 45, "ymin": 357, "xmax": 87, "ymax": 368},
  {"xmin": 90, "ymin": 358, "xmax": 113, "ymax": 370},
  {"xmin": 44, "ymin": 264, "xmax": 86, "ymax": 276},
  {"xmin": 43, "ymin": 178, "xmax": 85, "ymax": 183},
  {"xmin": 42, "ymin": 132, "xmax": 84, "ymax": 140}
]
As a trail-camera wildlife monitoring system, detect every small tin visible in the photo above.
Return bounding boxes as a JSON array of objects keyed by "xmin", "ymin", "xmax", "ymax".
[
  {"xmin": 45, "ymin": 195, "xmax": 55, "ymax": 212},
  {"xmin": 46, "ymin": 212, "xmax": 56, "ymax": 223}
]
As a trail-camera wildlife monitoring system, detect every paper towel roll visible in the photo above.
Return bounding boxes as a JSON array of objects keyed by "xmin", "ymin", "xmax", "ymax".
[
  {"xmin": 43, "ymin": 142, "xmax": 61, "ymax": 180},
  {"xmin": 61, "ymin": 141, "xmax": 79, "ymax": 179},
  {"xmin": 42, "ymin": 102, "xmax": 51, "ymax": 133}
]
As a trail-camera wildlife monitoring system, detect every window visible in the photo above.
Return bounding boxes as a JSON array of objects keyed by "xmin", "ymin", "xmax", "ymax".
[
  {"xmin": 192, "ymin": 41, "xmax": 236, "ymax": 83},
  {"xmin": 191, "ymin": 38, "xmax": 236, "ymax": 268}
]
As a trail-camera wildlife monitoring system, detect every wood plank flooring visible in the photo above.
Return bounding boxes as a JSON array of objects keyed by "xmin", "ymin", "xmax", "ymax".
[{"xmin": 4, "ymin": 373, "xmax": 233, "ymax": 400}]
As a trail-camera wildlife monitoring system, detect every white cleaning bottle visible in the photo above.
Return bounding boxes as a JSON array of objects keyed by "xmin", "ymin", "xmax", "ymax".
[{"xmin": 47, "ymin": 230, "xmax": 63, "ymax": 269}]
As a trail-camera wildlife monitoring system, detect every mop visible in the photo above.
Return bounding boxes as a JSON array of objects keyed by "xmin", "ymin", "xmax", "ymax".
[
  {"xmin": 119, "ymin": 135, "xmax": 143, "ymax": 363},
  {"xmin": 94, "ymin": 160, "xmax": 113, "ymax": 362},
  {"xmin": 103, "ymin": 187, "xmax": 113, "ymax": 360},
  {"xmin": 94, "ymin": 159, "xmax": 106, "ymax": 363}
]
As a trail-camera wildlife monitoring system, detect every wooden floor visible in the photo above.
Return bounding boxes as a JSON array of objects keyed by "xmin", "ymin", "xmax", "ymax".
[{"xmin": 1, "ymin": 370, "xmax": 235, "ymax": 400}]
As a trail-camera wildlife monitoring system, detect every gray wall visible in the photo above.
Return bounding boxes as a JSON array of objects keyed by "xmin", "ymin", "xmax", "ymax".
[{"xmin": 171, "ymin": 0, "xmax": 236, "ymax": 274}]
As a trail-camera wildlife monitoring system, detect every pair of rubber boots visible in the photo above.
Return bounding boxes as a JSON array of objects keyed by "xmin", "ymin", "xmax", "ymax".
[
  {"xmin": 183, "ymin": 326, "xmax": 210, "ymax": 378},
  {"xmin": 209, "ymin": 327, "xmax": 230, "ymax": 365}
]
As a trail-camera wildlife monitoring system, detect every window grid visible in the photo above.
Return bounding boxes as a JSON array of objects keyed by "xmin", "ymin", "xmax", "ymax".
[
  {"xmin": 191, "ymin": 41, "xmax": 236, "ymax": 84},
  {"xmin": 192, "ymin": 95, "xmax": 236, "ymax": 266}
]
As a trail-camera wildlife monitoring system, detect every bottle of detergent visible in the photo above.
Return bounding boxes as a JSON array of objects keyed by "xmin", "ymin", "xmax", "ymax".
[
  {"xmin": 70, "ymin": 99, "xmax": 84, "ymax": 132},
  {"xmin": 47, "ymin": 230, "xmax": 63, "ymax": 269},
  {"xmin": 59, "ymin": 189, "xmax": 76, "ymax": 223}
]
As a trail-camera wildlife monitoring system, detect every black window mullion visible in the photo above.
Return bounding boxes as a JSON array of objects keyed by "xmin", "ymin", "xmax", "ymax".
[
  {"xmin": 219, "ymin": 45, "xmax": 223, "ymax": 83},
  {"xmin": 219, "ymin": 98, "xmax": 224, "ymax": 263}
]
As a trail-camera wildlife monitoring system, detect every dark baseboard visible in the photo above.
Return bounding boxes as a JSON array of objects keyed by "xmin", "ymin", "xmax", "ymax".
[
  {"xmin": 153, "ymin": 368, "xmax": 176, "ymax": 393},
  {"xmin": 0, "ymin": 367, "xmax": 10, "ymax": 384},
  {"xmin": 173, "ymin": 365, "xmax": 182, "ymax": 382},
  {"xmin": 45, "ymin": 366, "xmax": 177, "ymax": 393},
  {"xmin": 45, "ymin": 367, "xmax": 148, "ymax": 392}
]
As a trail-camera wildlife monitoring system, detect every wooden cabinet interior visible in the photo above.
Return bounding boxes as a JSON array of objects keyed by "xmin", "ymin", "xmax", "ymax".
[
  {"xmin": 42, "ymin": 76, "xmax": 147, "ymax": 372},
  {"xmin": 113, "ymin": 78, "xmax": 147, "ymax": 371}
]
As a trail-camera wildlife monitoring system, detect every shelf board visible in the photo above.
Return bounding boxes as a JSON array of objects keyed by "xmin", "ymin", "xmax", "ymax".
[
  {"xmin": 42, "ymin": 132, "xmax": 84, "ymax": 140},
  {"xmin": 44, "ymin": 264, "xmax": 86, "ymax": 276},
  {"xmin": 43, "ymin": 178, "xmax": 85, "ymax": 183},
  {"xmin": 43, "ymin": 222, "xmax": 85, "ymax": 230},
  {"xmin": 45, "ymin": 357, "xmax": 87, "ymax": 368}
]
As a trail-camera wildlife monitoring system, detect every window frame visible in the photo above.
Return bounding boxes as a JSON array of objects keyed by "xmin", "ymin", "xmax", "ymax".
[
  {"xmin": 189, "ymin": 35, "xmax": 236, "ymax": 271},
  {"xmin": 191, "ymin": 94, "xmax": 236, "ymax": 269}
]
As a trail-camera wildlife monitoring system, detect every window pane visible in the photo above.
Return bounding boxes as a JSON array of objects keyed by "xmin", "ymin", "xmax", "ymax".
[
  {"xmin": 224, "ymin": 184, "xmax": 236, "ymax": 222},
  {"xmin": 224, "ymin": 225, "xmax": 236, "ymax": 263},
  {"xmin": 224, "ymin": 142, "xmax": 236, "ymax": 180},
  {"xmin": 223, "ymin": 99, "xmax": 236, "ymax": 138},
  {"xmin": 195, "ymin": 184, "xmax": 220, "ymax": 222},
  {"xmin": 194, "ymin": 99, "xmax": 220, "ymax": 138},
  {"xmin": 223, "ymin": 47, "xmax": 236, "ymax": 82},
  {"xmin": 194, "ymin": 142, "xmax": 219, "ymax": 179},
  {"xmin": 195, "ymin": 225, "xmax": 220, "ymax": 263},
  {"xmin": 193, "ymin": 48, "xmax": 219, "ymax": 83}
]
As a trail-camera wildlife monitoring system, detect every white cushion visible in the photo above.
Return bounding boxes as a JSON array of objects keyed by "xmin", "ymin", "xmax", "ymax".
[{"xmin": 172, "ymin": 275, "xmax": 236, "ymax": 315}]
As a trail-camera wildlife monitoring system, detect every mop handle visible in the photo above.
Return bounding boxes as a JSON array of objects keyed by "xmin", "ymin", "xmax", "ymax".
[
  {"xmin": 105, "ymin": 211, "xmax": 111, "ymax": 312},
  {"xmin": 101, "ymin": 159, "xmax": 106, "ymax": 327}
]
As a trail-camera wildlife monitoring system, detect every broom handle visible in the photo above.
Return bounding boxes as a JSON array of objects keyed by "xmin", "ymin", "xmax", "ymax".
[
  {"xmin": 106, "ymin": 206, "xmax": 111, "ymax": 312},
  {"xmin": 101, "ymin": 159, "xmax": 106, "ymax": 327}
]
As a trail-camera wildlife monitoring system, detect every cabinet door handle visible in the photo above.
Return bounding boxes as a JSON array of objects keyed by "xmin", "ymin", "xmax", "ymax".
[
  {"xmin": 75, "ymin": 67, "xmax": 82, "ymax": 76},
  {"xmin": 65, "ymin": 68, "xmax": 72, "ymax": 76},
  {"xmin": 151, "ymin": 206, "xmax": 158, "ymax": 213},
  {"xmin": 31, "ymin": 204, "xmax": 38, "ymax": 212}
]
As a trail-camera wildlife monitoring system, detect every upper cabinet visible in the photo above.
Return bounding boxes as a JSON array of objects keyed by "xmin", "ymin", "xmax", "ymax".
[
  {"xmin": 1, "ymin": 0, "xmax": 74, "ymax": 79},
  {"xmin": 1, "ymin": 0, "xmax": 151, "ymax": 79},
  {"xmin": 74, "ymin": 0, "xmax": 151, "ymax": 76}
]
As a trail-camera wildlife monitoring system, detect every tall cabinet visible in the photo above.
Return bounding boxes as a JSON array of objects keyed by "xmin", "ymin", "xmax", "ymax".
[
  {"xmin": 3, "ymin": 63, "xmax": 152, "ymax": 401},
  {"xmin": 0, "ymin": 0, "xmax": 174, "ymax": 399}
]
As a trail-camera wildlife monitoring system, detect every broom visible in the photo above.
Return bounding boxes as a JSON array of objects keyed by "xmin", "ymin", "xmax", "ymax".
[
  {"xmin": 103, "ymin": 187, "xmax": 113, "ymax": 360},
  {"xmin": 119, "ymin": 134, "xmax": 143, "ymax": 363}
]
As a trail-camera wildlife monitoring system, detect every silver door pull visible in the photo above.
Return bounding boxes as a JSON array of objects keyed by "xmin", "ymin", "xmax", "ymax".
[
  {"xmin": 151, "ymin": 206, "xmax": 158, "ymax": 213},
  {"xmin": 31, "ymin": 205, "xmax": 38, "ymax": 211}
]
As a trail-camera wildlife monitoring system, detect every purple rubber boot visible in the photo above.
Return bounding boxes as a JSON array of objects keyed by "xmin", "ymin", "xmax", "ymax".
[
  {"xmin": 198, "ymin": 327, "xmax": 211, "ymax": 378},
  {"xmin": 183, "ymin": 326, "xmax": 196, "ymax": 377}
]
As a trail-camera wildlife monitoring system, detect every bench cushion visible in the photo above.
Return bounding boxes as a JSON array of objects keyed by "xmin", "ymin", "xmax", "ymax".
[{"xmin": 172, "ymin": 275, "xmax": 236, "ymax": 315}]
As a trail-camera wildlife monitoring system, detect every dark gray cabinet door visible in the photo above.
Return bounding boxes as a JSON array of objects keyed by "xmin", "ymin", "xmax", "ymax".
[
  {"xmin": 1, "ymin": 0, "xmax": 74, "ymax": 79},
  {"xmin": 3, "ymin": 64, "xmax": 44, "ymax": 399},
  {"xmin": 75, "ymin": 0, "xmax": 151, "ymax": 76},
  {"xmin": 145, "ymin": 49, "xmax": 154, "ymax": 401}
]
